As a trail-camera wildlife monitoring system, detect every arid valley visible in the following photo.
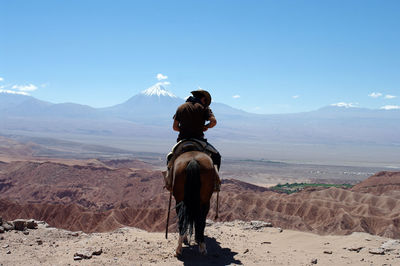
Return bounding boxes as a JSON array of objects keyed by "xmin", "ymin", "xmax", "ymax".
[{"xmin": 1, "ymin": 135, "xmax": 400, "ymax": 265}]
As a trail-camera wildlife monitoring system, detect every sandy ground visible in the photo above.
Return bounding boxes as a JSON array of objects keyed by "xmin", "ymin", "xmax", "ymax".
[{"xmin": 1, "ymin": 221, "xmax": 399, "ymax": 266}]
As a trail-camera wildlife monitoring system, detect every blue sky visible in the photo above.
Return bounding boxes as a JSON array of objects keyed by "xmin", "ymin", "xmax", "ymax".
[{"xmin": 1, "ymin": 0, "xmax": 399, "ymax": 113}]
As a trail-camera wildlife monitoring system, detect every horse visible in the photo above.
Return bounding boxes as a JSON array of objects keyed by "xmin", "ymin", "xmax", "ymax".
[{"xmin": 171, "ymin": 150, "xmax": 216, "ymax": 256}]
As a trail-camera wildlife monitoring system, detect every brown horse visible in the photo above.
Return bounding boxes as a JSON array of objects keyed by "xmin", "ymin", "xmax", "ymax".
[{"xmin": 172, "ymin": 151, "xmax": 216, "ymax": 256}]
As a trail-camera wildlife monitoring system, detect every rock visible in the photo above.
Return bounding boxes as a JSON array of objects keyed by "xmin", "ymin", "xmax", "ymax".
[
  {"xmin": 2, "ymin": 244, "xmax": 9, "ymax": 248},
  {"xmin": 13, "ymin": 219, "xmax": 27, "ymax": 231},
  {"xmin": 34, "ymin": 221, "xmax": 50, "ymax": 228},
  {"xmin": 73, "ymin": 256, "xmax": 82, "ymax": 261},
  {"xmin": 251, "ymin": 220, "xmax": 272, "ymax": 228},
  {"xmin": 23, "ymin": 231, "xmax": 29, "ymax": 235},
  {"xmin": 348, "ymin": 246, "xmax": 363, "ymax": 252},
  {"xmin": 311, "ymin": 258, "xmax": 318, "ymax": 264},
  {"xmin": 74, "ymin": 251, "xmax": 92, "ymax": 259},
  {"xmin": 277, "ymin": 228, "xmax": 283, "ymax": 233},
  {"xmin": 6, "ymin": 250, "xmax": 11, "ymax": 254},
  {"xmin": 26, "ymin": 219, "xmax": 38, "ymax": 230},
  {"xmin": 0, "ymin": 226, "xmax": 4, "ymax": 234},
  {"xmin": 243, "ymin": 221, "xmax": 273, "ymax": 230},
  {"xmin": 380, "ymin": 240, "xmax": 400, "ymax": 252},
  {"xmin": 243, "ymin": 249, "xmax": 249, "ymax": 254},
  {"xmin": 36, "ymin": 239, "xmax": 43, "ymax": 245},
  {"xmin": 0, "ymin": 236, "xmax": 4, "ymax": 240},
  {"xmin": 323, "ymin": 250, "xmax": 332, "ymax": 254},
  {"xmin": 69, "ymin": 232, "xmax": 79, "ymax": 237},
  {"xmin": 2, "ymin": 222, "xmax": 13, "ymax": 231},
  {"xmin": 206, "ymin": 219, "xmax": 214, "ymax": 226},
  {"xmin": 369, "ymin": 248, "xmax": 385, "ymax": 255},
  {"xmin": 261, "ymin": 241, "xmax": 271, "ymax": 245},
  {"xmin": 92, "ymin": 248, "xmax": 103, "ymax": 256},
  {"xmin": 0, "ymin": 217, "xmax": 2, "ymax": 225}
]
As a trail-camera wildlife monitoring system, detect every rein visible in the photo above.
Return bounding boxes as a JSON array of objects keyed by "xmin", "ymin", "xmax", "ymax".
[
  {"xmin": 215, "ymin": 191, "xmax": 219, "ymax": 220},
  {"xmin": 165, "ymin": 191, "xmax": 172, "ymax": 239}
]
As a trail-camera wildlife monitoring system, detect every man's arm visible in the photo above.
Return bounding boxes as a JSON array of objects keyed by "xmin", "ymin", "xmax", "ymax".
[
  {"xmin": 173, "ymin": 119, "xmax": 180, "ymax": 132},
  {"xmin": 203, "ymin": 115, "xmax": 217, "ymax": 131}
]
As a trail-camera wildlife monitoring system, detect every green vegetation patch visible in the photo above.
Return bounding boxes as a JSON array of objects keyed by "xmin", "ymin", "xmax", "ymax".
[{"xmin": 270, "ymin": 182, "xmax": 353, "ymax": 194}]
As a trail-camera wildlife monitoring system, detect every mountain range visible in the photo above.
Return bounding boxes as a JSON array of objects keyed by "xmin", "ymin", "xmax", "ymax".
[{"xmin": 1, "ymin": 84, "xmax": 399, "ymax": 166}]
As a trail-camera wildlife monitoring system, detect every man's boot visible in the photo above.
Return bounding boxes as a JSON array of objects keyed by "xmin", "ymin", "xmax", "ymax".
[
  {"xmin": 214, "ymin": 165, "xmax": 221, "ymax": 192},
  {"xmin": 163, "ymin": 151, "xmax": 175, "ymax": 192},
  {"xmin": 163, "ymin": 168, "xmax": 173, "ymax": 192}
]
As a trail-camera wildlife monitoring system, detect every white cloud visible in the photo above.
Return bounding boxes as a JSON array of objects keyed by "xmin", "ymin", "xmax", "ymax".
[
  {"xmin": 156, "ymin": 73, "xmax": 168, "ymax": 80},
  {"xmin": 12, "ymin": 84, "xmax": 38, "ymax": 92},
  {"xmin": 380, "ymin": 105, "xmax": 400, "ymax": 110},
  {"xmin": 292, "ymin": 95, "xmax": 300, "ymax": 99},
  {"xmin": 232, "ymin": 95, "xmax": 240, "ymax": 99},
  {"xmin": 331, "ymin": 102, "xmax": 358, "ymax": 108},
  {"xmin": 385, "ymin": 94, "xmax": 397, "ymax": 99},
  {"xmin": 0, "ymin": 77, "xmax": 4, "ymax": 82},
  {"xmin": 368, "ymin": 92, "xmax": 382, "ymax": 98},
  {"xmin": 0, "ymin": 89, "xmax": 29, "ymax": 96}
]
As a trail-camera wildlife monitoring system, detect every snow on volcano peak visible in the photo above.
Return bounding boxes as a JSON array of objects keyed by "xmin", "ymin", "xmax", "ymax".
[{"xmin": 141, "ymin": 83, "xmax": 177, "ymax": 98}]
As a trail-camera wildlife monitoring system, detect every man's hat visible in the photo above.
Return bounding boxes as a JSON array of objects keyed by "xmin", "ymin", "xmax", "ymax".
[{"xmin": 191, "ymin": 89, "xmax": 212, "ymax": 107}]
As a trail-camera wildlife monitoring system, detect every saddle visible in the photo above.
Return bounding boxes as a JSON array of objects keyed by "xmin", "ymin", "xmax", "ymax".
[{"xmin": 167, "ymin": 139, "xmax": 218, "ymax": 168}]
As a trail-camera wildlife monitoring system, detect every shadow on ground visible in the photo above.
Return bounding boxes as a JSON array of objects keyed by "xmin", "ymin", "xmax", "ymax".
[{"xmin": 178, "ymin": 236, "xmax": 242, "ymax": 265}]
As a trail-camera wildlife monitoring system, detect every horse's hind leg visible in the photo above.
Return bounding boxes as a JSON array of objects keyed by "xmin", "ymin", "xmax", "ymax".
[
  {"xmin": 183, "ymin": 233, "xmax": 190, "ymax": 245},
  {"xmin": 175, "ymin": 202, "xmax": 185, "ymax": 256},
  {"xmin": 199, "ymin": 242, "xmax": 207, "ymax": 255},
  {"xmin": 195, "ymin": 203, "xmax": 210, "ymax": 255},
  {"xmin": 176, "ymin": 234, "xmax": 184, "ymax": 256}
]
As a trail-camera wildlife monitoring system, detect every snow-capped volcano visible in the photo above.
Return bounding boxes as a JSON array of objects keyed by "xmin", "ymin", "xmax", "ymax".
[
  {"xmin": 141, "ymin": 83, "xmax": 177, "ymax": 98},
  {"xmin": 100, "ymin": 82, "xmax": 183, "ymax": 125}
]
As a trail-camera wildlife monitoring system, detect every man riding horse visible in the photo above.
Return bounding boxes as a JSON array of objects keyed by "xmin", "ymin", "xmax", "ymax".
[{"xmin": 164, "ymin": 89, "xmax": 221, "ymax": 192}]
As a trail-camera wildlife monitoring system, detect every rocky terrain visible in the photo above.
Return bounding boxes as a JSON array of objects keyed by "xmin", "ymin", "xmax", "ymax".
[
  {"xmin": 352, "ymin": 171, "xmax": 400, "ymax": 198},
  {"xmin": 1, "ymin": 155, "xmax": 400, "ymax": 238},
  {"xmin": 1, "ymin": 219, "xmax": 400, "ymax": 265}
]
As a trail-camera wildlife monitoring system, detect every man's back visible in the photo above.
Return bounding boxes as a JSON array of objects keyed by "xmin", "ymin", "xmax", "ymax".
[{"xmin": 174, "ymin": 100, "xmax": 213, "ymax": 141}]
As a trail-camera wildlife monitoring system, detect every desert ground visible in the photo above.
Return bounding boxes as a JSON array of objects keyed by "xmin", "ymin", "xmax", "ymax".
[{"xmin": 1, "ymin": 220, "xmax": 400, "ymax": 266}]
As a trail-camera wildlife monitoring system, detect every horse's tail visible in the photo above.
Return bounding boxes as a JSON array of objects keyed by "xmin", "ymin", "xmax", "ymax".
[{"xmin": 178, "ymin": 159, "xmax": 201, "ymax": 236}]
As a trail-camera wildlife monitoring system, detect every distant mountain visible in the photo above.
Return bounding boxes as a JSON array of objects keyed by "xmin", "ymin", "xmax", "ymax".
[
  {"xmin": 1, "ymin": 87, "xmax": 400, "ymax": 162},
  {"xmin": 314, "ymin": 105, "xmax": 400, "ymax": 119},
  {"xmin": 223, "ymin": 105, "xmax": 400, "ymax": 145},
  {"xmin": 101, "ymin": 84, "xmax": 255, "ymax": 125},
  {"xmin": 0, "ymin": 92, "xmax": 98, "ymax": 119},
  {"xmin": 101, "ymin": 83, "xmax": 183, "ymax": 125},
  {"xmin": 0, "ymin": 93, "xmax": 51, "ymax": 115}
]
